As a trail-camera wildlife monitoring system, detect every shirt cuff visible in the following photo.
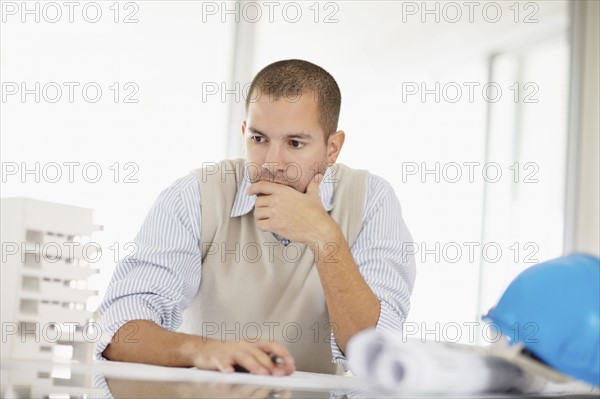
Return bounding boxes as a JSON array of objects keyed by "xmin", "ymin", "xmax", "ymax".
[
  {"xmin": 330, "ymin": 298, "xmax": 406, "ymax": 371},
  {"xmin": 94, "ymin": 297, "xmax": 163, "ymax": 361}
]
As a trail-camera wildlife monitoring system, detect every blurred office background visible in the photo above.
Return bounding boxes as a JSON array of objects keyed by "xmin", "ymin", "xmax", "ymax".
[{"xmin": 1, "ymin": 0, "xmax": 598, "ymax": 350}]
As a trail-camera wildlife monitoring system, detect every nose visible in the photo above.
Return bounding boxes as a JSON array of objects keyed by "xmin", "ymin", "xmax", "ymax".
[{"xmin": 263, "ymin": 143, "xmax": 285, "ymax": 174}]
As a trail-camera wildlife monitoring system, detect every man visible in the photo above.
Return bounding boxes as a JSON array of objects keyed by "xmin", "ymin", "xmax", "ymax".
[{"xmin": 96, "ymin": 59, "xmax": 416, "ymax": 376}]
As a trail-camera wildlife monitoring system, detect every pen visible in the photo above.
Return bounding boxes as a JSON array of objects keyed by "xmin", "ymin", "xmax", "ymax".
[{"xmin": 270, "ymin": 354, "xmax": 284, "ymax": 365}]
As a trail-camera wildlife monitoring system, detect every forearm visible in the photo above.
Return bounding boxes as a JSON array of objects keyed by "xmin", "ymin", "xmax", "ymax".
[
  {"xmin": 312, "ymin": 227, "xmax": 381, "ymax": 353},
  {"xmin": 102, "ymin": 320, "xmax": 296, "ymax": 375},
  {"xmin": 102, "ymin": 320, "xmax": 202, "ymax": 367}
]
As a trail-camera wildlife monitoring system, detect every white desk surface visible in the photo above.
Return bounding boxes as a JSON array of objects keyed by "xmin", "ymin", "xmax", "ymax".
[{"xmin": 1, "ymin": 358, "xmax": 598, "ymax": 399}]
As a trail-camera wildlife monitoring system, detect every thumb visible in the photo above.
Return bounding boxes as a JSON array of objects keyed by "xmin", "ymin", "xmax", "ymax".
[{"xmin": 306, "ymin": 173, "xmax": 324, "ymax": 195}]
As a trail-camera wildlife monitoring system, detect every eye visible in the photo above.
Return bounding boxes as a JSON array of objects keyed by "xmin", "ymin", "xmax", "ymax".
[
  {"xmin": 289, "ymin": 140, "xmax": 305, "ymax": 149},
  {"xmin": 251, "ymin": 135, "xmax": 265, "ymax": 144}
]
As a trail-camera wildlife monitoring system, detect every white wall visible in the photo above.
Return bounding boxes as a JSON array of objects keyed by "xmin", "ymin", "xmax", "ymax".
[
  {"xmin": 1, "ymin": 2, "xmax": 234, "ymax": 306},
  {"xmin": 565, "ymin": 0, "xmax": 600, "ymax": 257}
]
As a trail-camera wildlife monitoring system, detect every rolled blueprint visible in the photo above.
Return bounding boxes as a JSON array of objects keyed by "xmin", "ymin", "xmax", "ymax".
[{"xmin": 347, "ymin": 329, "xmax": 539, "ymax": 395}]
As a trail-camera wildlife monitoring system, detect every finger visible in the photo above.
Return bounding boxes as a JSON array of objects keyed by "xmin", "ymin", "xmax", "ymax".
[
  {"xmin": 247, "ymin": 181, "xmax": 282, "ymax": 196},
  {"xmin": 243, "ymin": 345, "xmax": 294, "ymax": 377},
  {"xmin": 255, "ymin": 219, "xmax": 270, "ymax": 232},
  {"xmin": 247, "ymin": 346, "xmax": 279, "ymax": 374},
  {"xmin": 256, "ymin": 341, "xmax": 296, "ymax": 375},
  {"xmin": 253, "ymin": 208, "xmax": 270, "ymax": 221},
  {"xmin": 233, "ymin": 352, "xmax": 269, "ymax": 375},
  {"xmin": 256, "ymin": 340, "xmax": 293, "ymax": 360},
  {"xmin": 211, "ymin": 355, "xmax": 235, "ymax": 373},
  {"xmin": 254, "ymin": 195, "xmax": 271, "ymax": 208},
  {"xmin": 305, "ymin": 173, "xmax": 323, "ymax": 195}
]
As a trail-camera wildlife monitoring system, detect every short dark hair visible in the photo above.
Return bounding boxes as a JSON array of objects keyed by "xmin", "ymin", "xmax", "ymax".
[{"xmin": 245, "ymin": 59, "xmax": 342, "ymax": 141}]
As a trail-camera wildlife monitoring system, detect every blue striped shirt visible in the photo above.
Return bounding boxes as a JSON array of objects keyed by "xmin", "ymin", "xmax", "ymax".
[{"xmin": 96, "ymin": 164, "xmax": 416, "ymax": 370}]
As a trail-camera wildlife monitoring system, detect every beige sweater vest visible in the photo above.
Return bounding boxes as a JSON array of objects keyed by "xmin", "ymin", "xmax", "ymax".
[{"xmin": 179, "ymin": 159, "xmax": 367, "ymax": 374}]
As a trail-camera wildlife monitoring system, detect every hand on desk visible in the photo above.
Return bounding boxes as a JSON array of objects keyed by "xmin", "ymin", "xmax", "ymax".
[
  {"xmin": 187, "ymin": 339, "xmax": 295, "ymax": 376},
  {"xmin": 103, "ymin": 320, "xmax": 295, "ymax": 376}
]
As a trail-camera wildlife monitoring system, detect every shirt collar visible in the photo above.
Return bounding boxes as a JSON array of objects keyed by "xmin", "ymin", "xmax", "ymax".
[{"xmin": 230, "ymin": 163, "xmax": 335, "ymax": 217}]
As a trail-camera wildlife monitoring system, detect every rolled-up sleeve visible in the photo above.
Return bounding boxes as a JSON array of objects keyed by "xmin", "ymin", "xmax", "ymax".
[
  {"xmin": 331, "ymin": 174, "xmax": 417, "ymax": 369},
  {"xmin": 95, "ymin": 173, "xmax": 202, "ymax": 360}
]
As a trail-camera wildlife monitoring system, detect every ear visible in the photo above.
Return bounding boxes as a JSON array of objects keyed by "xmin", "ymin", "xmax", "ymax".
[
  {"xmin": 241, "ymin": 121, "xmax": 247, "ymax": 154},
  {"xmin": 326, "ymin": 130, "xmax": 345, "ymax": 164}
]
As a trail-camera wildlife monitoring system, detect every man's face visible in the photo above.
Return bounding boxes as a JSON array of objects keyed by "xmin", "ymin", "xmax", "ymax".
[{"xmin": 242, "ymin": 91, "xmax": 343, "ymax": 193}]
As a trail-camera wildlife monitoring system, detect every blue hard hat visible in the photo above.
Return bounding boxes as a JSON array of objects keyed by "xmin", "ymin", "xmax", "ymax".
[{"xmin": 483, "ymin": 253, "xmax": 600, "ymax": 387}]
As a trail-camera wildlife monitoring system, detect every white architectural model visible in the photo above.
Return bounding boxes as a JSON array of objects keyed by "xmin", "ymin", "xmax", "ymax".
[{"xmin": 1, "ymin": 197, "xmax": 102, "ymax": 365}]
